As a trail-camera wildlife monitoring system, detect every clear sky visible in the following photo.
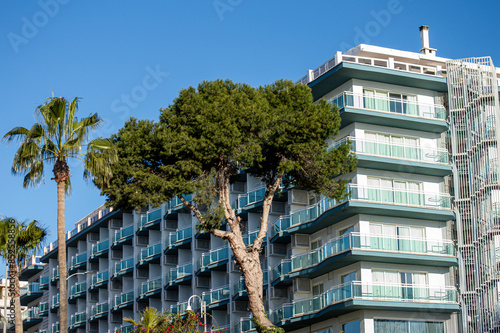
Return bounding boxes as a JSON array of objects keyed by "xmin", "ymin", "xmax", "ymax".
[{"xmin": 0, "ymin": 0, "xmax": 499, "ymax": 274}]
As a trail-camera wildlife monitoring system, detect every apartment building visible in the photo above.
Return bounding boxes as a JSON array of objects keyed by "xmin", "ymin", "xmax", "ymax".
[{"xmin": 18, "ymin": 26, "xmax": 500, "ymax": 333}]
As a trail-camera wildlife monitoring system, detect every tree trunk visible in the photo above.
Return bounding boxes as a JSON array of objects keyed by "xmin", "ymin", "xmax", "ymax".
[{"xmin": 57, "ymin": 181, "xmax": 68, "ymax": 333}]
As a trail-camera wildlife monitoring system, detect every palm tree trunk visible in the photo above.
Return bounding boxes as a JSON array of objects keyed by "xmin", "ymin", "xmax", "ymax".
[
  {"xmin": 8, "ymin": 262, "xmax": 22, "ymax": 333},
  {"xmin": 57, "ymin": 181, "xmax": 68, "ymax": 333}
]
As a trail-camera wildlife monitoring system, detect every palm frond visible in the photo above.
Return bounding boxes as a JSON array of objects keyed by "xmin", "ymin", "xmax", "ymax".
[
  {"xmin": 2, "ymin": 126, "xmax": 30, "ymax": 144},
  {"xmin": 84, "ymin": 138, "xmax": 118, "ymax": 187}
]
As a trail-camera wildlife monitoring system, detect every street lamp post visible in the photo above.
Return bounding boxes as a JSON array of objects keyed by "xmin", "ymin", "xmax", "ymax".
[
  {"xmin": 66, "ymin": 271, "xmax": 96, "ymax": 281},
  {"xmin": 186, "ymin": 294, "xmax": 207, "ymax": 332}
]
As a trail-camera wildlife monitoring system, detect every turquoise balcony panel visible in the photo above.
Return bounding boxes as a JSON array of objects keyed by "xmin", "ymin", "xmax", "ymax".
[
  {"xmin": 90, "ymin": 302, "xmax": 109, "ymax": 320},
  {"xmin": 271, "ymin": 260, "xmax": 292, "ymax": 286},
  {"xmin": 51, "ymin": 323, "xmax": 60, "ymax": 333},
  {"xmin": 203, "ymin": 285, "xmax": 230, "ymax": 309},
  {"xmin": 272, "ymin": 281, "xmax": 458, "ymax": 327},
  {"xmin": 39, "ymin": 275, "xmax": 49, "ymax": 290},
  {"xmin": 233, "ymin": 271, "xmax": 269, "ymax": 300},
  {"xmin": 50, "ymin": 294, "xmax": 59, "ymax": 312},
  {"xmin": 166, "ymin": 263, "xmax": 193, "ymax": 288},
  {"xmin": 113, "ymin": 257, "xmax": 134, "ymax": 277},
  {"xmin": 196, "ymin": 246, "xmax": 229, "ymax": 275},
  {"xmin": 69, "ymin": 312, "xmax": 86, "ymax": 329},
  {"xmin": 270, "ymin": 216, "xmax": 291, "ymax": 243},
  {"xmin": 20, "ymin": 306, "xmax": 42, "ymax": 330},
  {"xmin": 39, "ymin": 302, "xmax": 49, "ymax": 316},
  {"xmin": 90, "ymin": 270, "xmax": 109, "ymax": 290},
  {"xmin": 165, "ymin": 194, "xmax": 193, "ymax": 216},
  {"xmin": 328, "ymin": 91, "xmax": 448, "ymax": 133},
  {"xmin": 141, "ymin": 208, "xmax": 162, "ymax": 226},
  {"xmin": 51, "ymin": 267, "xmax": 59, "ymax": 285},
  {"xmin": 69, "ymin": 282, "xmax": 87, "ymax": 302},
  {"xmin": 243, "ymin": 230, "xmax": 267, "ymax": 246},
  {"xmin": 234, "ymin": 317, "xmax": 255, "ymax": 333},
  {"xmin": 288, "ymin": 185, "xmax": 454, "ymax": 234},
  {"xmin": 113, "ymin": 225, "xmax": 134, "ymax": 244},
  {"xmin": 69, "ymin": 252, "xmax": 87, "ymax": 272},
  {"xmin": 113, "ymin": 291, "xmax": 134, "ymax": 310},
  {"xmin": 165, "ymin": 227, "xmax": 193, "ymax": 253},
  {"xmin": 138, "ymin": 242, "xmax": 162, "ymax": 265},
  {"xmin": 139, "ymin": 277, "xmax": 162, "ymax": 299},
  {"xmin": 20, "ymin": 282, "xmax": 42, "ymax": 305},
  {"xmin": 246, "ymin": 187, "xmax": 266, "ymax": 207},
  {"xmin": 232, "ymin": 194, "xmax": 248, "ymax": 211},
  {"xmin": 290, "ymin": 232, "xmax": 456, "ymax": 279},
  {"xmin": 115, "ymin": 325, "xmax": 134, "ymax": 333},
  {"xmin": 90, "ymin": 239, "xmax": 109, "ymax": 259},
  {"xmin": 20, "ymin": 255, "xmax": 44, "ymax": 280}
]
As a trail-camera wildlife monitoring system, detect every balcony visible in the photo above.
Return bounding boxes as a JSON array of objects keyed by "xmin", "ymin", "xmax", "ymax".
[
  {"xmin": 165, "ymin": 263, "xmax": 193, "ymax": 289},
  {"xmin": 338, "ymin": 136, "xmax": 451, "ymax": 177},
  {"xmin": 270, "ymin": 216, "xmax": 291, "ymax": 244},
  {"xmin": 138, "ymin": 208, "xmax": 162, "ymax": 234},
  {"xmin": 113, "ymin": 257, "xmax": 134, "ymax": 278},
  {"xmin": 69, "ymin": 311, "xmax": 86, "ymax": 330},
  {"xmin": 203, "ymin": 285, "xmax": 230, "ymax": 309},
  {"xmin": 115, "ymin": 325, "xmax": 134, "ymax": 333},
  {"xmin": 164, "ymin": 226, "xmax": 193, "ymax": 253},
  {"xmin": 90, "ymin": 270, "xmax": 109, "ymax": 290},
  {"xmin": 21, "ymin": 306, "xmax": 42, "ymax": 329},
  {"xmin": 69, "ymin": 252, "xmax": 87, "ymax": 273},
  {"xmin": 51, "ymin": 267, "xmax": 59, "ymax": 285},
  {"xmin": 89, "ymin": 302, "xmax": 109, "ymax": 321},
  {"xmin": 233, "ymin": 271, "xmax": 269, "ymax": 300},
  {"xmin": 165, "ymin": 194, "xmax": 193, "ymax": 217},
  {"xmin": 69, "ymin": 282, "xmax": 87, "ymax": 302},
  {"xmin": 20, "ymin": 255, "xmax": 44, "ymax": 280},
  {"xmin": 290, "ymin": 232, "xmax": 456, "ymax": 279},
  {"xmin": 89, "ymin": 239, "xmax": 109, "ymax": 261},
  {"xmin": 196, "ymin": 246, "xmax": 229, "ymax": 276},
  {"xmin": 231, "ymin": 193, "xmax": 248, "ymax": 214},
  {"xmin": 243, "ymin": 229, "xmax": 267, "ymax": 247},
  {"xmin": 170, "ymin": 301, "xmax": 189, "ymax": 316},
  {"xmin": 137, "ymin": 242, "xmax": 162, "ymax": 267},
  {"xmin": 113, "ymin": 290, "xmax": 135, "ymax": 311},
  {"xmin": 50, "ymin": 294, "xmax": 59, "ymax": 312},
  {"xmin": 20, "ymin": 282, "xmax": 42, "ymax": 305},
  {"xmin": 271, "ymin": 281, "xmax": 458, "ymax": 327},
  {"xmin": 271, "ymin": 260, "xmax": 292, "ymax": 287},
  {"xmin": 138, "ymin": 277, "xmax": 162, "ymax": 300},
  {"xmin": 39, "ymin": 275, "xmax": 49, "ymax": 290},
  {"xmin": 234, "ymin": 317, "xmax": 255, "ymax": 333},
  {"xmin": 51, "ymin": 323, "xmax": 60, "ymax": 333},
  {"xmin": 329, "ymin": 91, "xmax": 447, "ymax": 133},
  {"xmin": 112, "ymin": 225, "xmax": 134, "ymax": 247},
  {"xmin": 39, "ymin": 302, "xmax": 49, "ymax": 316},
  {"xmin": 287, "ymin": 184, "xmax": 454, "ymax": 234}
]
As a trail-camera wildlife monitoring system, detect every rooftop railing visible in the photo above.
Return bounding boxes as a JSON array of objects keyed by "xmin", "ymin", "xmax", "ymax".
[
  {"xmin": 329, "ymin": 91, "xmax": 446, "ymax": 120},
  {"xmin": 291, "ymin": 232, "xmax": 455, "ymax": 272},
  {"xmin": 272, "ymin": 281, "xmax": 457, "ymax": 323}
]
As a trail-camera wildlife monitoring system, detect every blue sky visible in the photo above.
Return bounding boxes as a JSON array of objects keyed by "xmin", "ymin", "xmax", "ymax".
[{"xmin": 0, "ymin": 0, "xmax": 499, "ymax": 272}]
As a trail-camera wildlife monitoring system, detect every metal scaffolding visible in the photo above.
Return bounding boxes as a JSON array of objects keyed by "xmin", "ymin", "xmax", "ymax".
[{"xmin": 447, "ymin": 57, "xmax": 500, "ymax": 333}]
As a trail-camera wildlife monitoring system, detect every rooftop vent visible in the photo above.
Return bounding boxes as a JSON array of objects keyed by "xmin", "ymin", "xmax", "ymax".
[{"xmin": 419, "ymin": 25, "xmax": 437, "ymax": 56}]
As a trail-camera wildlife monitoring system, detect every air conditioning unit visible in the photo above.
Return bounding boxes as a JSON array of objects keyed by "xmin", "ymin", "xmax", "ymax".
[
  {"xmin": 89, "ymin": 292, "xmax": 99, "ymax": 302},
  {"xmin": 164, "ymin": 289, "xmax": 178, "ymax": 301},
  {"xmin": 110, "ymin": 219, "xmax": 122, "ymax": 229},
  {"xmin": 111, "ymin": 249, "xmax": 122, "ymax": 260},
  {"xmin": 291, "ymin": 234, "xmax": 310, "ymax": 248},
  {"xmin": 230, "ymin": 182, "xmax": 245, "ymax": 193},
  {"xmin": 136, "ymin": 236, "xmax": 148, "ymax": 246},
  {"xmin": 288, "ymin": 189, "xmax": 308, "ymax": 205},
  {"xmin": 269, "ymin": 243, "xmax": 287, "ymax": 256},
  {"xmin": 293, "ymin": 278, "xmax": 311, "ymax": 293},
  {"xmin": 231, "ymin": 301, "xmax": 248, "ymax": 312},
  {"xmin": 270, "ymin": 286, "xmax": 288, "ymax": 299},
  {"xmin": 89, "ymin": 262, "xmax": 99, "ymax": 272},
  {"xmin": 163, "ymin": 255, "xmax": 178, "ymax": 265},
  {"xmin": 270, "ymin": 202, "xmax": 286, "ymax": 215},
  {"xmin": 195, "ymin": 239, "xmax": 209, "ymax": 251},
  {"xmin": 164, "ymin": 219, "xmax": 177, "ymax": 230},
  {"xmin": 194, "ymin": 276, "xmax": 210, "ymax": 288},
  {"xmin": 136, "ymin": 269, "xmax": 148, "ymax": 278},
  {"xmin": 110, "ymin": 312, "xmax": 122, "ymax": 323},
  {"xmin": 88, "ymin": 233, "xmax": 99, "ymax": 242}
]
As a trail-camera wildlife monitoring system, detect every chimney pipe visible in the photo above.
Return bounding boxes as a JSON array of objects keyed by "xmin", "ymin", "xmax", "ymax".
[{"xmin": 419, "ymin": 25, "xmax": 436, "ymax": 56}]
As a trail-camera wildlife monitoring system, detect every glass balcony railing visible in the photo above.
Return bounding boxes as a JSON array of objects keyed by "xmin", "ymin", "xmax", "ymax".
[
  {"xmin": 233, "ymin": 271, "xmax": 268, "ymax": 295},
  {"xmin": 115, "ymin": 325, "xmax": 134, "ymax": 333},
  {"xmin": 21, "ymin": 255, "xmax": 42, "ymax": 270},
  {"xmin": 114, "ymin": 291, "xmax": 134, "ymax": 308},
  {"xmin": 271, "ymin": 260, "xmax": 291, "ymax": 283},
  {"xmin": 165, "ymin": 227, "xmax": 193, "ymax": 249},
  {"xmin": 197, "ymin": 246, "xmax": 228, "ymax": 271},
  {"xmin": 291, "ymin": 232, "xmax": 455, "ymax": 272},
  {"xmin": 234, "ymin": 317, "xmax": 255, "ymax": 333},
  {"xmin": 91, "ymin": 239, "xmax": 109, "ymax": 256},
  {"xmin": 203, "ymin": 285, "xmax": 230, "ymax": 305},
  {"xmin": 139, "ymin": 277, "xmax": 162, "ymax": 296},
  {"xmin": 70, "ymin": 312, "xmax": 86, "ymax": 327},
  {"xmin": 271, "ymin": 216, "xmax": 290, "ymax": 239},
  {"xmin": 247, "ymin": 187, "xmax": 266, "ymax": 206},
  {"xmin": 51, "ymin": 322, "xmax": 60, "ymax": 333},
  {"xmin": 336, "ymin": 136, "xmax": 449, "ymax": 164},
  {"xmin": 51, "ymin": 294, "xmax": 59, "ymax": 308},
  {"xmin": 114, "ymin": 225, "xmax": 134, "ymax": 243},
  {"xmin": 70, "ymin": 252, "xmax": 87, "ymax": 269},
  {"xmin": 40, "ymin": 276, "xmax": 49, "ymax": 289},
  {"xmin": 272, "ymin": 281, "xmax": 457, "ymax": 323},
  {"xmin": 22, "ymin": 307, "xmax": 40, "ymax": 321},
  {"xmin": 166, "ymin": 194, "xmax": 193, "ymax": 211},
  {"xmin": 114, "ymin": 257, "xmax": 134, "ymax": 275},
  {"xmin": 243, "ymin": 229, "xmax": 266, "ymax": 246},
  {"xmin": 167, "ymin": 263, "xmax": 193, "ymax": 284},
  {"xmin": 231, "ymin": 194, "xmax": 248, "ymax": 210},
  {"xmin": 52, "ymin": 267, "xmax": 59, "ymax": 281},
  {"xmin": 39, "ymin": 302, "xmax": 49, "ymax": 314},
  {"xmin": 140, "ymin": 208, "xmax": 162, "ymax": 227},
  {"xmin": 20, "ymin": 282, "xmax": 40, "ymax": 296},
  {"xmin": 70, "ymin": 282, "xmax": 87, "ymax": 298},
  {"xmin": 328, "ymin": 91, "xmax": 446, "ymax": 120},
  {"xmin": 91, "ymin": 270, "xmax": 109, "ymax": 288},
  {"xmin": 90, "ymin": 302, "xmax": 108, "ymax": 318},
  {"xmin": 139, "ymin": 242, "xmax": 162, "ymax": 261}
]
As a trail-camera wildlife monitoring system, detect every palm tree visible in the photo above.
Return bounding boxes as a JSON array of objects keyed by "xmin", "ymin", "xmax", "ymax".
[
  {"xmin": 124, "ymin": 307, "xmax": 168, "ymax": 333},
  {"xmin": 3, "ymin": 96, "xmax": 116, "ymax": 333},
  {"xmin": 0, "ymin": 218, "xmax": 47, "ymax": 333}
]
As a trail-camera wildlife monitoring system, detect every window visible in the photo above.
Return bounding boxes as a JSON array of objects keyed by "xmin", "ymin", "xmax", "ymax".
[
  {"xmin": 342, "ymin": 320, "xmax": 360, "ymax": 333},
  {"xmin": 374, "ymin": 319, "xmax": 444, "ymax": 333},
  {"xmin": 339, "ymin": 226, "xmax": 354, "ymax": 236},
  {"xmin": 341, "ymin": 272, "xmax": 357, "ymax": 298},
  {"xmin": 364, "ymin": 132, "xmax": 419, "ymax": 160},
  {"xmin": 312, "ymin": 282, "xmax": 324, "ymax": 296},
  {"xmin": 363, "ymin": 89, "xmax": 418, "ymax": 115},
  {"xmin": 311, "ymin": 238, "xmax": 322, "ymax": 250},
  {"xmin": 367, "ymin": 177, "xmax": 422, "ymax": 206},
  {"xmin": 372, "ymin": 270, "xmax": 427, "ymax": 300},
  {"xmin": 369, "ymin": 223, "xmax": 425, "ymax": 253}
]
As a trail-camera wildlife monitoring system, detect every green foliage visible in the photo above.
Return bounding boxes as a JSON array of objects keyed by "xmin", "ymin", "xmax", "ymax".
[{"xmin": 0, "ymin": 218, "xmax": 47, "ymax": 264}]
